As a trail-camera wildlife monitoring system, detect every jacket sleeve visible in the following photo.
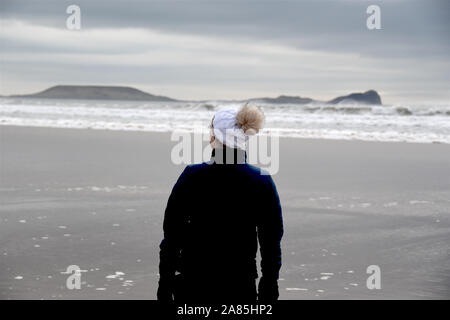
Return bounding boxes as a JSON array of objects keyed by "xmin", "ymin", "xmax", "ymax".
[
  {"xmin": 257, "ymin": 174, "xmax": 283, "ymax": 301},
  {"xmin": 157, "ymin": 166, "xmax": 190, "ymax": 301}
]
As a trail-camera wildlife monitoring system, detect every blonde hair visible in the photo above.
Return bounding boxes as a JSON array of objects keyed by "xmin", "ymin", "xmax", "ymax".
[
  {"xmin": 209, "ymin": 104, "xmax": 264, "ymax": 148},
  {"xmin": 236, "ymin": 104, "xmax": 265, "ymax": 135}
]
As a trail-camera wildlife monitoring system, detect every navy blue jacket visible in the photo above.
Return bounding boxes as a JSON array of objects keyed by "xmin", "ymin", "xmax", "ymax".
[{"xmin": 158, "ymin": 148, "xmax": 283, "ymax": 301}]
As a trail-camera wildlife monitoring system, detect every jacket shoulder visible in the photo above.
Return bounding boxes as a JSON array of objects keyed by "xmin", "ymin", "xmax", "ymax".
[
  {"xmin": 185, "ymin": 162, "xmax": 211, "ymax": 173},
  {"xmin": 244, "ymin": 163, "xmax": 269, "ymax": 176}
]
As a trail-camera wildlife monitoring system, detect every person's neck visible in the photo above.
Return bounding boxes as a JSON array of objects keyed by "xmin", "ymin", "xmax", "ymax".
[{"xmin": 211, "ymin": 146, "xmax": 246, "ymax": 164}]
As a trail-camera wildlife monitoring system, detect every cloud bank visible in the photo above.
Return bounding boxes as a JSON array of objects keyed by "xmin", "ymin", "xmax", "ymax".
[{"xmin": 1, "ymin": 0, "xmax": 449, "ymax": 103}]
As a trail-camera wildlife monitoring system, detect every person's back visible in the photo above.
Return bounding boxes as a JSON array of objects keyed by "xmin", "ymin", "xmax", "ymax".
[{"xmin": 158, "ymin": 106, "xmax": 283, "ymax": 302}]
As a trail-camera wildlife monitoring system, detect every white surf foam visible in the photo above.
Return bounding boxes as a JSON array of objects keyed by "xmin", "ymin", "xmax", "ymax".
[{"xmin": 1, "ymin": 98, "xmax": 449, "ymax": 144}]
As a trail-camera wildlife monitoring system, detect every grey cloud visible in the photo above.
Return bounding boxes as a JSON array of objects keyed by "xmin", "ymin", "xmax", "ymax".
[
  {"xmin": 0, "ymin": 0, "xmax": 449, "ymax": 101},
  {"xmin": 1, "ymin": 0, "xmax": 449, "ymax": 58}
]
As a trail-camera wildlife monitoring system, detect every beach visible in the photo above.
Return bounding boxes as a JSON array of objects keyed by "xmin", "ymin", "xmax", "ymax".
[{"xmin": 1, "ymin": 125, "xmax": 449, "ymax": 299}]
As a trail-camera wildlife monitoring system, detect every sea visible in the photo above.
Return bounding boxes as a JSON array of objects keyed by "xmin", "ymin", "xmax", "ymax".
[{"xmin": 1, "ymin": 98, "xmax": 449, "ymax": 144}]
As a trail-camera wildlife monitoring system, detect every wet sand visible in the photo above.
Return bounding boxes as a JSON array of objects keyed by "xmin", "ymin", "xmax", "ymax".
[{"xmin": 1, "ymin": 125, "xmax": 449, "ymax": 299}]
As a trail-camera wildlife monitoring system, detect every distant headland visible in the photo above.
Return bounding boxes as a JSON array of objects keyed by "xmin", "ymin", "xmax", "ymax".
[{"xmin": 8, "ymin": 85, "xmax": 382, "ymax": 105}]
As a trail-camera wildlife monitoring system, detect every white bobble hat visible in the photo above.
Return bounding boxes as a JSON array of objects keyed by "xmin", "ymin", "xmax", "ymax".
[{"xmin": 212, "ymin": 108, "xmax": 248, "ymax": 150}]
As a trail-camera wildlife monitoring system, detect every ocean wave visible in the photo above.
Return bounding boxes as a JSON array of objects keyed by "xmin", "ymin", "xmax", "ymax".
[
  {"xmin": 261, "ymin": 103, "xmax": 450, "ymax": 117},
  {"xmin": 1, "ymin": 117, "xmax": 449, "ymax": 144},
  {"xmin": 1, "ymin": 98, "xmax": 449, "ymax": 144}
]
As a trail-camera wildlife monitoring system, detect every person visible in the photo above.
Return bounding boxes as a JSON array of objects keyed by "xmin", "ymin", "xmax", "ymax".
[{"xmin": 157, "ymin": 104, "xmax": 283, "ymax": 302}]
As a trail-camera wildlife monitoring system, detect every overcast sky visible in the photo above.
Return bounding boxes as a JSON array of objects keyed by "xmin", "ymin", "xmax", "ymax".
[{"xmin": 0, "ymin": 0, "xmax": 449, "ymax": 103}]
